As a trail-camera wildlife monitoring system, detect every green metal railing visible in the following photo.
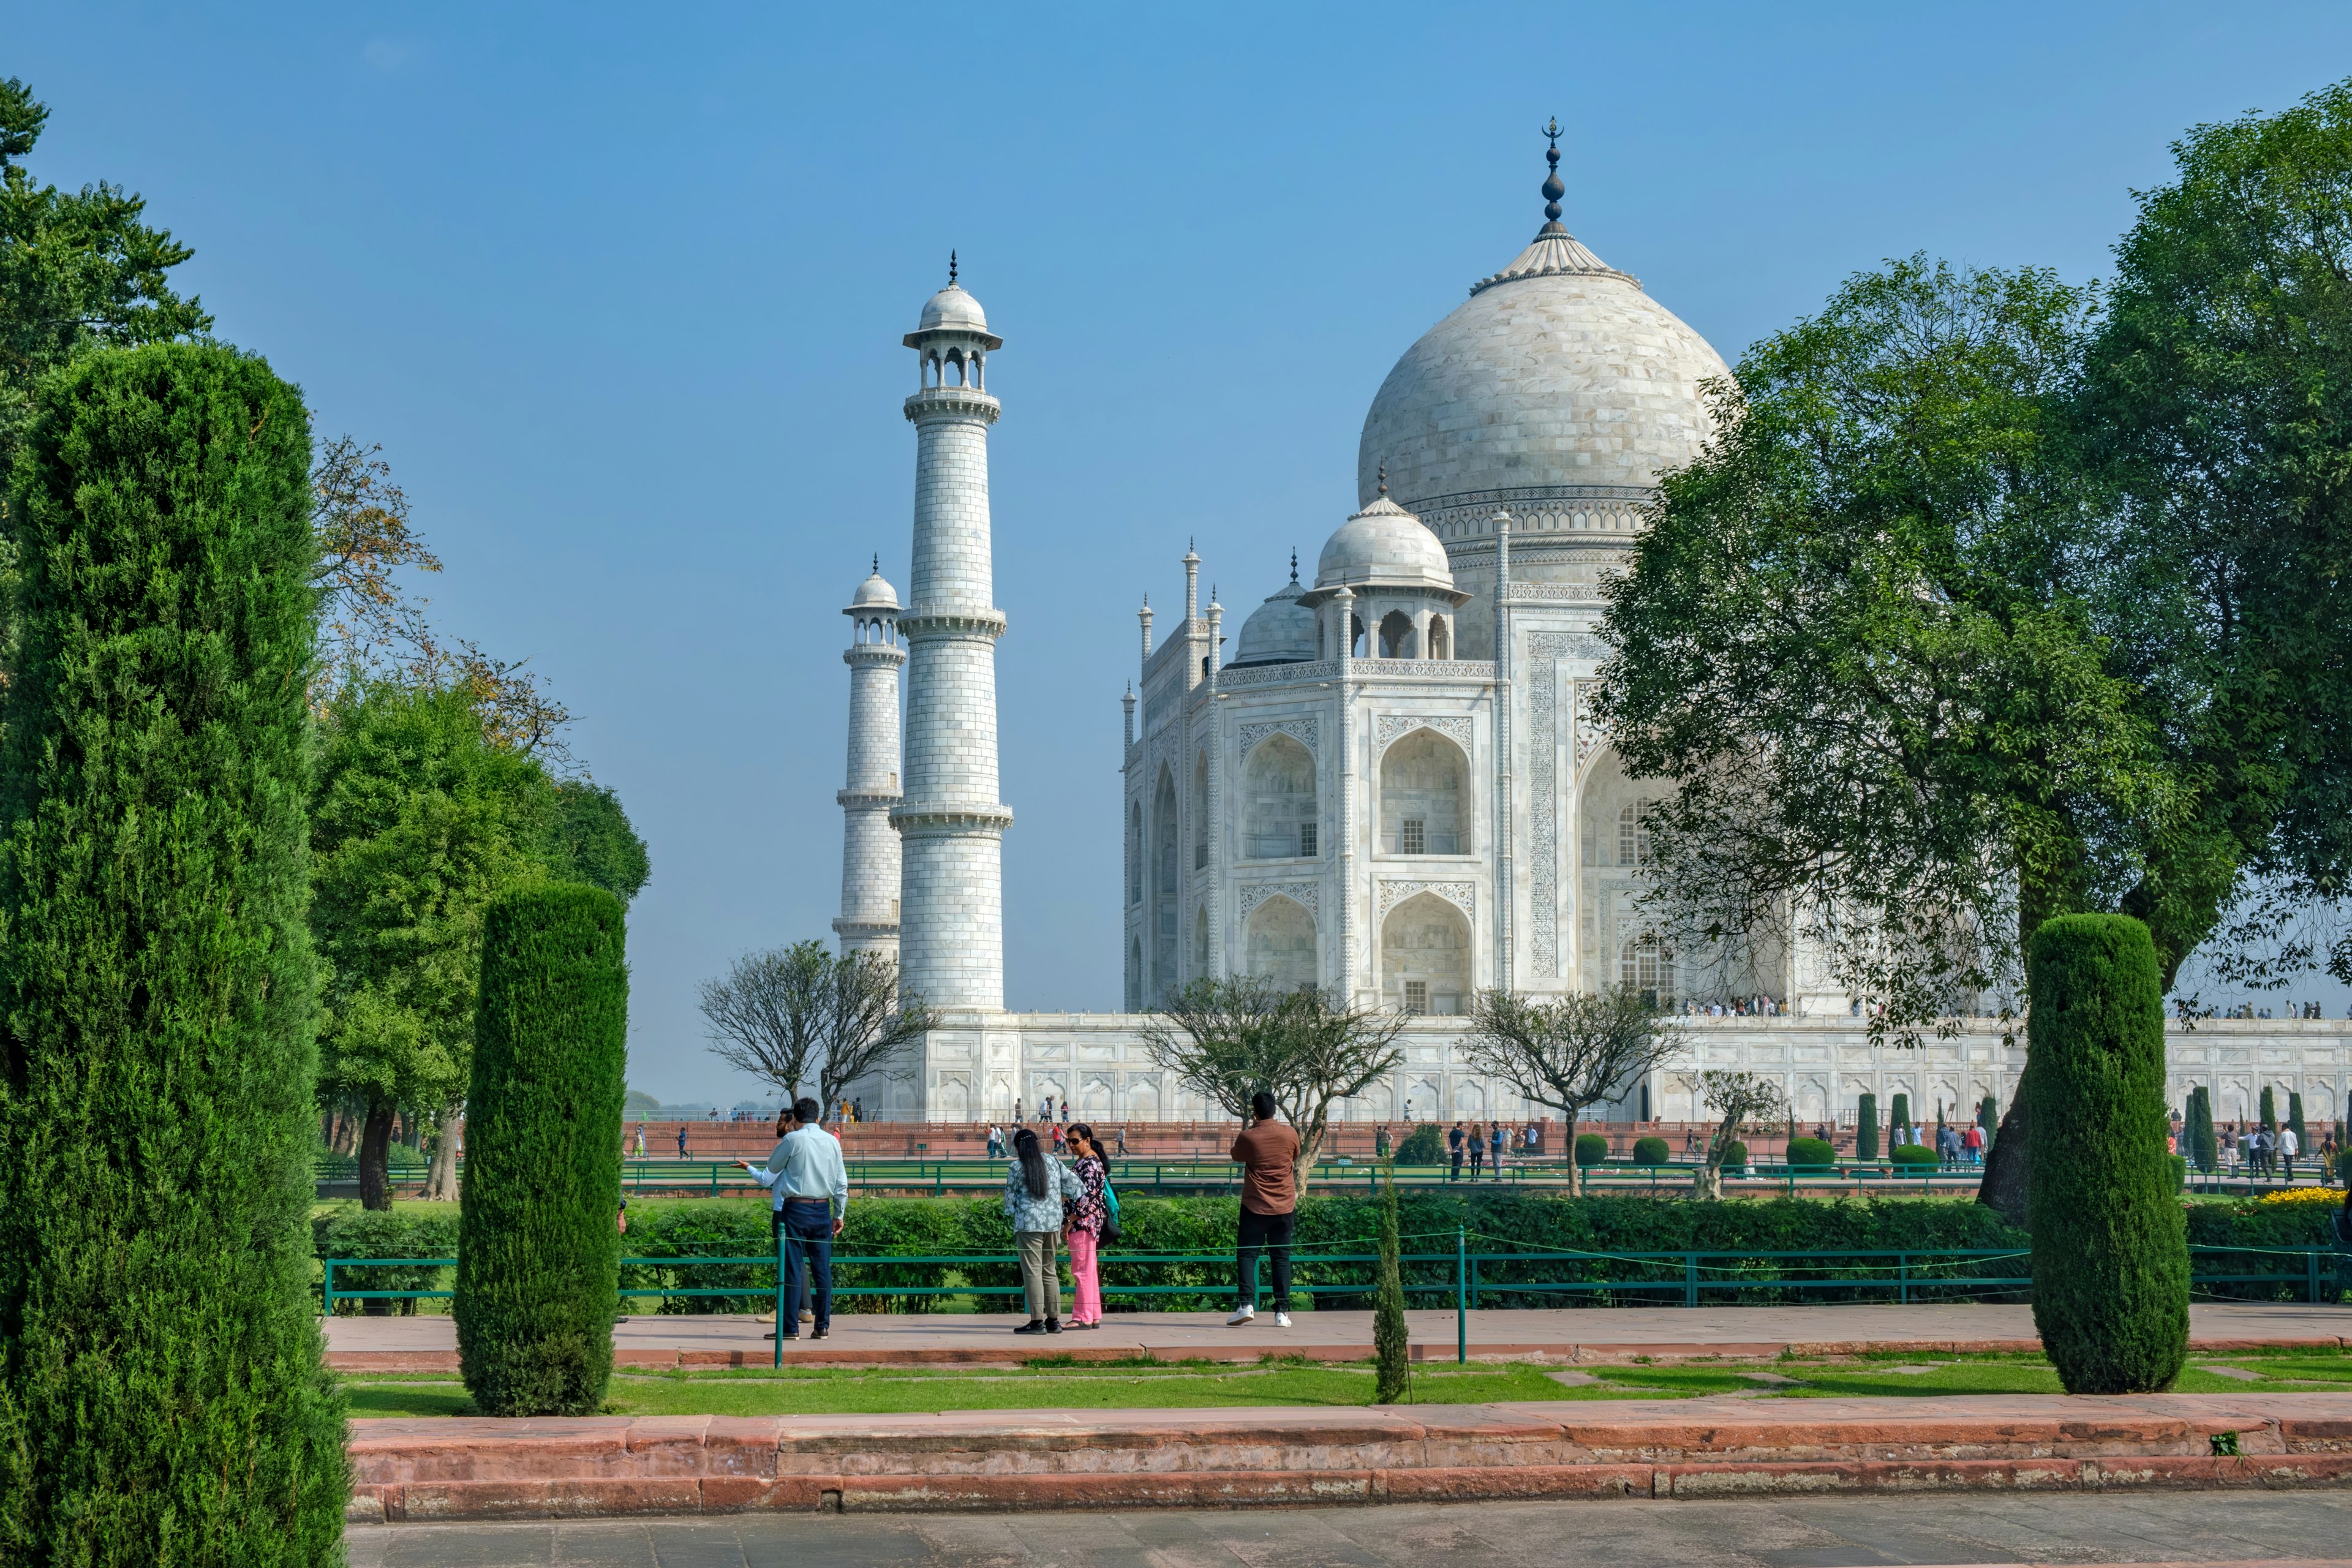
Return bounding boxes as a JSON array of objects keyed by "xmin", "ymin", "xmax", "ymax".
[{"xmin": 320, "ymin": 1241, "xmax": 2345, "ymax": 1367}]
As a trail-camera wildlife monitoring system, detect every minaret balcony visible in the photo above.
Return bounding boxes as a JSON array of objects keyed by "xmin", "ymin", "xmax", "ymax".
[
  {"xmin": 902, "ymin": 386, "xmax": 1000, "ymax": 424},
  {"xmin": 897, "ymin": 608, "xmax": 1007, "ymax": 640},
  {"xmin": 843, "ymin": 642, "xmax": 908, "ymax": 668},
  {"xmin": 837, "ymin": 788, "xmax": 903, "ymax": 809}
]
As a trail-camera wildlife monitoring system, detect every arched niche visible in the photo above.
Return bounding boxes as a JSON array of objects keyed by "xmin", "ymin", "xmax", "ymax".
[
  {"xmin": 1242, "ymin": 734, "xmax": 1317, "ymax": 858},
  {"xmin": 1378, "ymin": 609, "xmax": 1416, "ymax": 658},
  {"xmin": 1193, "ymin": 903, "xmax": 1209, "ymax": 975},
  {"xmin": 1381, "ymin": 891, "xmax": 1469, "ymax": 1016},
  {"xmin": 1152, "ymin": 766, "xmax": 1179, "ymax": 996},
  {"xmin": 1380, "ymin": 729, "xmax": 1466, "ymax": 855},
  {"xmin": 1245, "ymin": 894, "xmax": 1317, "ymax": 991}
]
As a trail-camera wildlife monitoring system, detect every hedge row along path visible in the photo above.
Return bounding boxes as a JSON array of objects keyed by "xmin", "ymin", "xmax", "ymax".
[{"xmin": 323, "ymin": 1302, "xmax": 2352, "ymax": 1372}]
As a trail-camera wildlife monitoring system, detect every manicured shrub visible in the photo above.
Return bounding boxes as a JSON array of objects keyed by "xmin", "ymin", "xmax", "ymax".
[
  {"xmin": 1575, "ymin": 1133, "xmax": 1611, "ymax": 1166},
  {"xmin": 2186, "ymin": 1086, "xmax": 2217, "ymax": 1172},
  {"xmin": 1395, "ymin": 1124, "xmax": 1443, "ymax": 1165},
  {"xmin": 2289, "ymin": 1091, "xmax": 2307, "ymax": 1155},
  {"xmin": 1856, "ymin": 1093, "xmax": 1880, "ymax": 1159},
  {"xmin": 2026, "ymin": 914, "xmax": 2188, "ymax": 1394},
  {"xmin": 315, "ymin": 1206, "xmax": 460, "ymax": 1315},
  {"xmin": 0, "ymin": 344, "xmax": 347, "ymax": 1561},
  {"xmin": 2260, "ymin": 1084, "xmax": 2278, "ymax": 1132},
  {"xmin": 1632, "ymin": 1136, "xmax": 1671, "ymax": 1166},
  {"xmin": 1372, "ymin": 1164, "xmax": 1409, "ymax": 1402},
  {"xmin": 1786, "ymin": 1136, "xmax": 1836, "ymax": 1169},
  {"xmin": 1890, "ymin": 1144, "xmax": 1939, "ymax": 1166},
  {"xmin": 1721, "ymin": 1139, "xmax": 1749, "ymax": 1171},
  {"xmin": 1978, "ymin": 1095, "xmax": 1999, "ymax": 1139},
  {"xmin": 1890, "ymin": 1093, "xmax": 1911, "ymax": 1134},
  {"xmin": 455, "ymin": 883, "xmax": 630, "ymax": 1416},
  {"xmin": 2168, "ymin": 1155, "xmax": 2188, "ymax": 1194}
]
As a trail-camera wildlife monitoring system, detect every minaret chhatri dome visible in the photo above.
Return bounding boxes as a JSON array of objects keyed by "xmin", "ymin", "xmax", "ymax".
[{"xmin": 1355, "ymin": 122, "xmax": 1732, "ymax": 533}]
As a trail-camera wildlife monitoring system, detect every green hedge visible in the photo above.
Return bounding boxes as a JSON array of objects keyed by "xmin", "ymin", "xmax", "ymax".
[
  {"xmin": 316, "ymin": 1207, "xmax": 459, "ymax": 1314},
  {"xmin": 312, "ymin": 1190, "xmax": 2348, "ymax": 1316},
  {"xmin": 1891, "ymin": 1144, "xmax": 1939, "ymax": 1166},
  {"xmin": 1575, "ymin": 1133, "xmax": 1610, "ymax": 1166},
  {"xmin": 1632, "ymin": 1136, "xmax": 1672, "ymax": 1166},
  {"xmin": 1395, "ymin": 1125, "xmax": 1443, "ymax": 1164},
  {"xmin": 1722, "ymin": 1139, "xmax": 1749, "ymax": 1171},
  {"xmin": 1786, "ymin": 1137, "xmax": 1836, "ymax": 1169}
]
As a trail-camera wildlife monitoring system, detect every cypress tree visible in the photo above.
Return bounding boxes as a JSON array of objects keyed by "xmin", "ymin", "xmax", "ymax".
[
  {"xmin": 2289, "ymin": 1091, "xmax": 2307, "ymax": 1170},
  {"xmin": 2026, "ymin": 914, "xmax": 2188, "ymax": 1394},
  {"xmin": 2260, "ymin": 1084, "xmax": 2278, "ymax": 1131},
  {"xmin": 2186, "ymin": 1086, "xmax": 2216, "ymax": 1172},
  {"xmin": 1857, "ymin": 1093, "xmax": 1880, "ymax": 1159},
  {"xmin": 1372, "ymin": 1159, "xmax": 1409, "ymax": 1403},
  {"xmin": 0, "ymin": 344, "xmax": 347, "ymax": 1559},
  {"xmin": 456, "ymin": 882, "xmax": 630, "ymax": 1416},
  {"xmin": 1890, "ymin": 1092, "xmax": 1911, "ymax": 1142},
  {"xmin": 1978, "ymin": 1095, "xmax": 1999, "ymax": 1144}
]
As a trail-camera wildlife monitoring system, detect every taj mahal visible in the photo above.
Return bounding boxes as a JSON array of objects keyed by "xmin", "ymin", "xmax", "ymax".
[{"xmin": 820, "ymin": 137, "xmax": 2352, "ymax": 1133}]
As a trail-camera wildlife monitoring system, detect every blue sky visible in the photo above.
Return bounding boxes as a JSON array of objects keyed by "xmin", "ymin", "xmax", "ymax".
[{"xmin": 14, "ymin": 4, "xmax": 2351, "ymax": 1104}]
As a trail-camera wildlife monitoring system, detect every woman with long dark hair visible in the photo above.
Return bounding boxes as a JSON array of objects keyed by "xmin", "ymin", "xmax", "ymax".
[
  {"xmin": 1003, "ymin": 1126, "xmax": 1082, "ymax": 1333},
  {"xmin": 1063, "ymin": 1123, "xmax": 1109, "ymax": 1327}
]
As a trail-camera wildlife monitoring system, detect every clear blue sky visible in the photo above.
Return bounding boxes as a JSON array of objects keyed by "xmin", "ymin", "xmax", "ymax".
[{"xmin": 15, "ymin": 4, "xmax": 2351, "ymax": 1104}]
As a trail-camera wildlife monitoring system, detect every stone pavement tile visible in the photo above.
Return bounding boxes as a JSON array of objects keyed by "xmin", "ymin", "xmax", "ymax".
[
  {"xmin": 636, "ymin": 1520, "xmax": 752, "ymax": 1568},
  {"xmin": 371, "ymin": 1520, "xmax": 564, "ymax": 1566}
]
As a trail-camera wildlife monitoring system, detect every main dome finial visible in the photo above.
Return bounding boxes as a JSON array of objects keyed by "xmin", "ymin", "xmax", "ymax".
[
  {"xmin": 1540, "ymin": 118, "xmax": 1566, "ymax": 227},
  {"xmin": 948, "ymin": 249, "xmax": 958, "ymax": 285}
]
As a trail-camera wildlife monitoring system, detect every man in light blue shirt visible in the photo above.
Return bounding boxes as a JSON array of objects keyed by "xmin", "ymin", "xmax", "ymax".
[{"xmin": 737, "ymin": 1096, "xmax": 848, "ymax": 1339}]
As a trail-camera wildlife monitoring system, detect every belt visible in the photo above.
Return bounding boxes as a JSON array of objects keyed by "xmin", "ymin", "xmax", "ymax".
[{"xmin": 780, "ymin": 1196, "xmax": 832, "ymax": 1208}]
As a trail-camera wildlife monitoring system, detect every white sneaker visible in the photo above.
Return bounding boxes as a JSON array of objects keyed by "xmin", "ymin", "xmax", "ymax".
[
  {"xmin": 1226, "ymin": 1305, "xmax": 1255, "ymax": 1325},
  {"xmin": 1275, "ymin": 1312, "xmax": 1292, "ymax": 1328}
]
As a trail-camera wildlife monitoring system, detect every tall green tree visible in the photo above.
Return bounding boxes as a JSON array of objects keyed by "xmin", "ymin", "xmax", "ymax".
[
  {"xmin": 2084, "ymin": 78, "xmax": 2352, "ymax": 988},
  {"xmin": 0, "ymin": 77, "xmax": 209, "ymax": 482},
  {"xmin": 312, "ymin": 680, "xmax": 557, "ymax": 1207},
  {"xmin": 0, "ymin": 344, "xmax": 345, "ymax": 1561},
  {"xmin": 2026, "ymin": 914, "xmax": 2188, "ymax": 1393},
  {"xmin": 455, "ymin": 883, "xmax": 628, "ymax": 1417}
]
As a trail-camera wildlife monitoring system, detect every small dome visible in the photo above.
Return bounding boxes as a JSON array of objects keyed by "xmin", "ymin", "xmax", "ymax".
[
  {"xmin": 1231, "ymin": 576, "xmax": 1316, "ymax": 667},
  {"xmin": 918, "ymin": 284, "xmax": 988, "ymax": 334},
  {"xmin": 850, "ymin": 569, "xmax": 899, "ymax": 609},
  {"xmin": 1314, "ymin": 494, "xmax": 1454, "ymax": 593}
]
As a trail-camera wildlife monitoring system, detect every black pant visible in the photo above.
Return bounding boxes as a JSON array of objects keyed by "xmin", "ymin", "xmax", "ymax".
[
  {"xmin": 775, "ymin": 1202, "xmax": 830, "ymax": 1329},
  {"xmin": 1237, "ymin": 1208, "xmax": 1294, "ymax": 1311}
]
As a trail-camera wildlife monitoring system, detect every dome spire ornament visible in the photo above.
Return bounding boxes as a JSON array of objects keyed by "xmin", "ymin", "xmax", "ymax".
[
  {"xmin": 1540, "ymin": 118, "xmax": 1566, "ymax": 228},
  {"xmin": 1378, "ymin": 464, "xmax": 1388, "ymax": 496},
  {"xmin": 1289, "ymin": 547, "xmax": 1299, "ymax": 582},
  {"xmin": 948, "ymin": 249, "xmax": 958, "ymax": 285}
]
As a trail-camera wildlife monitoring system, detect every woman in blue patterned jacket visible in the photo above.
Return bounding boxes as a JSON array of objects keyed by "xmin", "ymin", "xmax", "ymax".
[{"xmin": 1004, "ymin": 1127, "xmax": 1083, "ymax": 1334}]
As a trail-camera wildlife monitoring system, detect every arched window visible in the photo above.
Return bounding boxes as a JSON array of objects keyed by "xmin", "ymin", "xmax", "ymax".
[
  {"xmin": 1617, "ymin": 801, "xmax": 1652, "ymax": 867},
  {"xmin": 1382, "ymin": 892, "xmax": 1469, "ymax": 1016},
  {"xmin": 1381, "ymin": 729, "xmax": 1466, "ymax": 855},
  {"xmin": 1619, "ymin": 932, "xmax": 1675, "ymax": 1001},
  {"xmin": 1193, "ymin": 752, "xmax": 1208, "ymax": 869},
  {"xmin": 1428, "ymin": 617, "xmax": 1450, "ymax": 660},
  {"xmin": 1245, "ymin": 895, "xmax": 1317, "ymax": 990},
  {"xmin": 1128, "ymin": 801, "xmax": 1143, "ymax": 904},
  {"xmin": 1193, "ymin": 903, "xmax": 1209, "ymax": 974},
  {"xmin": 1378, "ymin": 610, "xmax": 1415, "ymax": 658},
  {"xmin": 1242, "ymin": 735, "xmax": 1316, "ymax": 858},
  {"xmin": 1153, "ymin": 767, "xmax": 1179, "ymax": 997}
]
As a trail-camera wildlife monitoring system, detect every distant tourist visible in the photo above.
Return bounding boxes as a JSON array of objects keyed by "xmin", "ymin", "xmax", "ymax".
[
  {"xmin": 1466, "ymin": 1120, "xmax": 1485, "ymax": 1178},
  {"xmin": 737, "ymin": 1097, "xmax": 847, "ymax": 1341},
  {"xmin": 1063, "ymin": 1123, "xmax": 1109, "ymax": 1329},
  {"xmin": 1014, "ymin": 1098, "xmax": 1024, "ymax": 1124},
  {"xmin": 1524, "ymin": 1122, "xmax": 1538, "ymax": 1156},
  {"xmin": 1227, "ymin": 1091, "xmax": 1299, "ymax": 1328},
  {"xmin": 2282, "ymin": 1123, "xmax": 2300, "ymax": 1178},
  {"xmin": 1375, "ymin": 1125, "xmax": 1391, "ymax": 1160},
  {"xmin": 1447, "ymin": 1122, "xmax": 1465, "ymax": 1181},
  {"xmin": 631, "ymin": 1123, "xmax": 646, "ymax": 1158},
  {"xmin": 1963, "ymin": 1123, "xmax": 1984, "ymax": 1165},
  {"xmin": 676, "ymin": 1126, "xmax": 689, "ymax": 1159},
  {"xmin": 986, "ymin": 1123, "xmax": 1005, "ymax": 1159},
  {"xmin": 1489, "ymin": 1121, "xmax": 1506, "ymax": 1177},
  {"xmin": 1004, "ymin": 1127, "xmax": 1081, "ymax": 1335},
  {"xmin": 1114, "ymin": 1126, "xmax": 1128, "ymax": 1157}
]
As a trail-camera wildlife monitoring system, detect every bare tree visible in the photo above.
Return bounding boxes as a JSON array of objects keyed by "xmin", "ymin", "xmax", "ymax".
[
  {"xmin": 816, "ymin": 947, "xmax": 940, "ymax": 1114},
  {"xmin": 1139, "ymin": 976, "xmax": 1406, "ymax": 1193},
  {"xmin": 1466, "ymin": 987, "xmax": 1685, "ymax": 1197},
  {"xmin": 698, "ymin": 941, "xmax": 937, "ymax": 1117},
  {"xmin": 1689, "ymin": 1069, "xmax": 1789, "ymax": 1200}
]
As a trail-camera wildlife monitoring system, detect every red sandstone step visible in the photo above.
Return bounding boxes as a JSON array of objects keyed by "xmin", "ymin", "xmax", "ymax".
[{"xmin": 345, "ymin": 1393, "xmax": 2352, "ymax": 1523}]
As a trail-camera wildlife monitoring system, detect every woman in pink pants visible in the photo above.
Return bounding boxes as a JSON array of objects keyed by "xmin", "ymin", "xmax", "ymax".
[{"xmin": 1063, "ymin": 1124, "xmax": 1109, "ymax": 1326}]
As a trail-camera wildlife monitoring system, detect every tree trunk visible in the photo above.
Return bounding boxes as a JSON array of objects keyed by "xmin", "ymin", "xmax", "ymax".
[
  {"xmin": 1293, "ymin": 1123, "xmax": 1322, "ymax": 1199},
  {"xmin": 1564, "ymin": 1114, "xmax": 1582, "ymax": 1198},
  {"xmin": 423, "ymin": 1107, "xmax": 461, "ymax": 1202},
  {"xmin": 1977, "ymin": 1090, "xmax": 2030, "ymax": 1226},
  {"xmin": 1693, "ymin": 1165, "xmax": 1724, "ymax": 1200},
  {"xmin": 358, "ymin": 1098, "xmax": 396, "ymax": 1212}
]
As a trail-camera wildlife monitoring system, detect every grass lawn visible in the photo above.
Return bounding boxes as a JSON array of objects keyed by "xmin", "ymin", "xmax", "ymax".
[{"xmin": 339, "ymin": 1346, "xmax": 2352, "ymax": 1418}]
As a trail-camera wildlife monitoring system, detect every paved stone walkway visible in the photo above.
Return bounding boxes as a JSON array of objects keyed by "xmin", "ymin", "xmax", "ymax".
[
  {"xmin": 325, "ymin": 1302, "xmax": 2352, "ymax": 1370},
  {"xmin": 346, "ymin": 1490, "xmax": 2352, "ymax": 1566}
]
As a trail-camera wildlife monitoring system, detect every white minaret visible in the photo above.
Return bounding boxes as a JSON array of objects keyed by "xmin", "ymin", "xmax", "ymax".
[
  {"xmin": 891, "ymin": 257, "xmax": 1011, "ymax": 1009},
  {"xmin": 834, "ymin": 558, "xmax": 904, "ymax": 959}
]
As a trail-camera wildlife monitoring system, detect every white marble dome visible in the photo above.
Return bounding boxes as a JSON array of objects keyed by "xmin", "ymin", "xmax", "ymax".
[
  {"xmin": 851, "ymin": 568, "xmax": 899, "ymax": 609},
  {"xmin": 1231, "ymin": 574, "xmax": 1316, "ymax": 666},
  {"xmin": 1356, "ymin": 223, "xmax": 1732, "ymax": 511},
  {"xmin": 1314, "ymin": 494, "xmax": 1455, "ymax": 592},
  {"xmin": 918, "ymin": 283, "xmax": 989, "ymax": 334}
]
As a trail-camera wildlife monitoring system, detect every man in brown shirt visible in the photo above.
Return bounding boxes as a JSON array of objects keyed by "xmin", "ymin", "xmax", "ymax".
[{"xmin": 1228, "ymin": 1091, "xmax": 1301, "ymax": 1326}]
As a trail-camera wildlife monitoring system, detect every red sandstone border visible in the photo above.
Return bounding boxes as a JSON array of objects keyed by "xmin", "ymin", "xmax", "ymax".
[
  {"xmin": 324, "ymin": 1333, "xmax": 2352, "ymax": 1375},
  {"xmin": 345, "ymin": 1395, "xmax": 2352, "ymax": 1523}
]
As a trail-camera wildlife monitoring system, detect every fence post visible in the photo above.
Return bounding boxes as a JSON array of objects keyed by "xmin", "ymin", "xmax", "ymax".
[
  {"xmin": 774, "ymin": 1224, "xmax": 786, "ymax": 1370},
  {"xmin": 1456, "ymin": 1224, "xmax": 1468, "ymax": 1365},
  {"xmin": 322, "ymin": 1259, "xmax": 334, "ymax": 1318},
  {"xmin": 2313, "ymin": 1247, "xmax": 2324, "ymax": 1305},
  {"xmin": 709, "ymin": 1164, "xmax": 717, "ymax": 1199},
  {"xmin": 1684, "ymin": 1251, "xmax": 1698, "ymax": 1308},
  {"xmin": 1898, "ymin": 1251, "xmax": 1909, "ymax": 1306}
]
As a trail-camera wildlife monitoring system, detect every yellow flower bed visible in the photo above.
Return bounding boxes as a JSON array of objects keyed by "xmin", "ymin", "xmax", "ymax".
[{"xmin": 2260, "ymin": 1185, "xmax": 2342, "ymax": 1205}]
